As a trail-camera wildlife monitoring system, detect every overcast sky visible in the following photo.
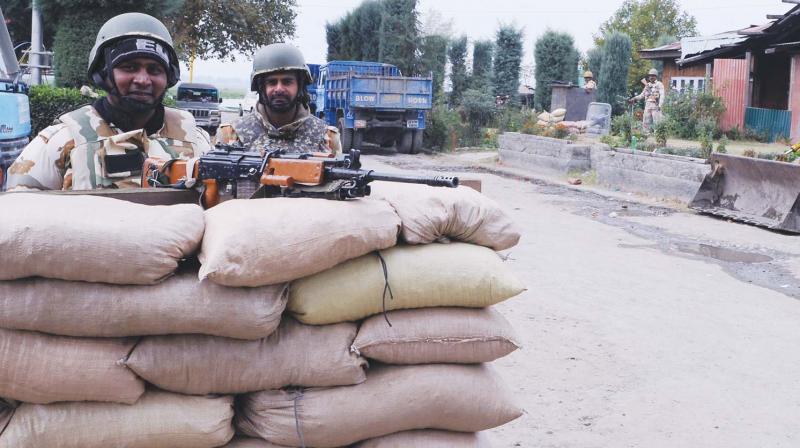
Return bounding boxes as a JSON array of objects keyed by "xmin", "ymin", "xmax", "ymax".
[{"xmin": 188, "ymin": 0, "xmax": 791, "ymax": 90}]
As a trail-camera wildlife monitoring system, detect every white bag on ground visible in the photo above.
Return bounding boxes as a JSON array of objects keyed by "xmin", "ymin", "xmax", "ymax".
[
  {"xmin": 354, "ymin": 430, "xmax": 492, "ymax": 447},
  {"xmin": 370, "ymin": 183, "xmax": 520, "ymax": 250},
  {"xmin": 0, "ymin": 328, "xmax": 143, "ymax": 404},
  {"xmin": 199, "ymin": 198, "xmax": 400, "ymax": 287},
  {"xmin": 0, "ymin": 193, "xmax": 204, "ymax": 284},
  {"xmin": 236, "ymin": 364, "xmax": 522, "ymax": 447},
  {"xmin": 0, "ymin": 272, "xmax": 287, "ymax": 339},
  {"xmin": 0, "ymin": 390, "xmax": 234, "ymax": 448},
  {"xmin": 289, "ymin": 243, "xmax": 526, "ymax": 325},
  {"xmin": 353, "ymin": 307, "xmax": 520, "ymax": 364},
  {"xmin": 126, "ymin": 318, "xmax": 366, "ymax": 395}
]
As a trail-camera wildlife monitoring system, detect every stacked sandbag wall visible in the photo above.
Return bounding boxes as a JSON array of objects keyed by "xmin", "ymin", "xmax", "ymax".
[{"xmin": 0, "ymin": 182, "xmax": 525, "ymax": 447}]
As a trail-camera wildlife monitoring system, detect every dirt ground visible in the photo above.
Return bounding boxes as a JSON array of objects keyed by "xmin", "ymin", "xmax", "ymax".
[{"xmin": 366, "ymin": 152, "xmax": 800, "ymax": 448}]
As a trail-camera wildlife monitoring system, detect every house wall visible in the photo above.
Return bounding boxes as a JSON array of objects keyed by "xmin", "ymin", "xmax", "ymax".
[
  {"xmin": 789, "ymin": 55, "xmax": 800, "ymax": 141},
  {"xmin": 713, "ymin": 59, "xmax": 748, "ymax": 132},
  {"xmin": 661, "ymin": 61, "xmax": 706, "ymax": 91}
]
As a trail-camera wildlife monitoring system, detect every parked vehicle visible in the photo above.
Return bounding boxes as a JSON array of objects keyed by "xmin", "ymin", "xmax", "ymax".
[
  {"xmin": 176, "ymin": 83, "xmax": 222, "ymax": 135},
  {"xmin": 312, "ymin": 61, "xmax": 432, "ymax": 154},
  {"xmin": 0, "ymin": 7, "xmax": 31, "ymax": 190}
]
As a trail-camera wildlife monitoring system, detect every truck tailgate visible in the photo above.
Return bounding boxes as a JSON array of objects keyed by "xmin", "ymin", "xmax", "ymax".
[{"xmin": 348, "ymin": 75, "xmax": 432, "ymax": 110}]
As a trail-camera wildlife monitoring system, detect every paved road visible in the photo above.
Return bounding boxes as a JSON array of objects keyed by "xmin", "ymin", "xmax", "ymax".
[{"xmin": 365, "ymin": 152, "xmax": 800, "ymax": 448}]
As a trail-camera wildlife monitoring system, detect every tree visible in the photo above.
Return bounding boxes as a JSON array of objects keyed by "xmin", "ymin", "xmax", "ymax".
[
  {"xmin": 534, "ymin": 30, "xmax": 579, "ymax": 110},
  {"xmin": 1, "ymin": 0, "xmax": 56, "ymax": 57},
  {"xmin": 418, "ymin": 34, "xmax": 448, "ymax": 101},
  {"xmin": 651, "ymin": 33, "xmax": 677, "ymax": 74},
  {"xmin": 447, "ymin": 36, "xmax": 468, "ymax": 106},
  {"xmin": 595, "ymin": 0, "xmax": 696, "ymax": 90},
  {"xmin": 165, "ymin": 0, "xmax": 297, "ymax": 62},
  {"xmin": 38, "ymin": 0, "xmax": 183, "ymax": 87},
  {"xmin": 471, "ymin": 40, "xmax": 493, "ymax": 90},
  {"xmin": 325, "ymin": 23, "xmax": 343, "ymax": 61},
  {"xmin": 492, "ymin": 25, "xmax": 523, "ymax": 106},
  {"xmin": 585, "ymin": 46, "xmax": 603, "ymax": 81},
  {"xmin": 597, "ymin": 32, "xmax": 632, "ymax": 115},
  {"xmin": 378, "ymin": 0, "xmax": 419, "ymax": 75}
]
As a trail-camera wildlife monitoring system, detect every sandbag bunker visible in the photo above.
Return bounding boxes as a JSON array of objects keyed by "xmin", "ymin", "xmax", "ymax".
[{"xmin": 0, "ymin": 182, "xmax": 525, "ymax": 448}]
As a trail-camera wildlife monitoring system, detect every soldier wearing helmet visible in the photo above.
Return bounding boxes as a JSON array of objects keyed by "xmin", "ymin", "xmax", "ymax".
[
  {"xmin": 218, "ymin": 43, "xmax": 340, "ymax": 154},
  {"xmin": 628, "ymin": 68, "xmax": 665, "ymax": 133},
  {"xmin": 7, "ymin": 13, "xmax": 211, "ymax": 191},
  {"xmin": 583, "ymin": 71, "xmax": 597, "ymax": 92}
]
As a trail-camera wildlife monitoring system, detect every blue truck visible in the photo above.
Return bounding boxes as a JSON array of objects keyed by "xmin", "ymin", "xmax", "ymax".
[
  {"xmin": 0, "ymin": 7, "xmax": 31, "ymax": 190},
  {"xmin": 312, "ymin": 61, "xmax": 432, "ymax": 154}
]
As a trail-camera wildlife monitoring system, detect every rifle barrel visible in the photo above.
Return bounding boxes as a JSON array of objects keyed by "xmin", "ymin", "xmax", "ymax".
[{"xmin": 366, "ymin": 170, "xmax": 459, "ymax": 188}]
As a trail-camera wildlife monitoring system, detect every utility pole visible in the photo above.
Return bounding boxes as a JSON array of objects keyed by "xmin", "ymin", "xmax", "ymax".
[{"xmin": 30, "ymin": 0, "xmax": 43, "ymax": 85}]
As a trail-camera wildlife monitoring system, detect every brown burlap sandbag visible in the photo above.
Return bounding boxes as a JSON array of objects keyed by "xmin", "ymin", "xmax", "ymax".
[
  {"xmin": 0, "ymin": 328, "xmax": 143, "ymax": 404},
  {"xmin": 0, "ymin": 399, "xmax": 14, "ymax": 437},
  {"xmin": 236, "ymin": 364, "xmax": 522, "ymax": 447},
  {"xmin": 0, "ymin": 193, "xmax": 204, "ymax": 284},
  {"xmin": 199, "ymin": 198, "xmax": 400, "ymax": 287},
  {"xmin": 371, "ymin": 182, "xmax": 520, "ymax": 250},
  {"xmin": 126, "ymin": 318, "xmax": 366, "ymax": 395},
  {"xmin": 0, "ymin": 390, "xmax": 234, "ymax": 448},
  {"xmin": 0, "ymin": 272, "xmax": 287, "ymax": 339},
  {"xmin": 222, "ymin": 437, "xmax": 287, "ymax": 447},
  {"xmin": 353, "ymin": 307, "xmax": 520, "ymax": 364},
  {"xmin": 354, "ymin": 430, "xmax": 492, "ymax": 447},
  {"xmin": 289, "ymin": 243, "xmax": 526, "ymax": 325}
]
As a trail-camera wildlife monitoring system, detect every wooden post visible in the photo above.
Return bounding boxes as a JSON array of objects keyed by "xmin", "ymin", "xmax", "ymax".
[
  {"xmin": 705, "ymin": 63, "xmax": 712, "ymax": 92},
  {"xmin": 744, "ymin": 51, "xmax": 753, "ymax": 109}
]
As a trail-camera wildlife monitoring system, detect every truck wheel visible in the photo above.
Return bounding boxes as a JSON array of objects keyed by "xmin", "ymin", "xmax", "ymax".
[
  {"xmin": 338, "ymin": 118, "xmax": 353, "ymax": 151},
  {"xmin": 352, "ymin": 129, "xmax": 363, "ymax": 150},
  {"xmin": 411, "ymin": 129, "xmax": 423, "ymax": 154},
  {"xmin": 397, "ymin": 130, "xmax": 413, "ymax": 154}
]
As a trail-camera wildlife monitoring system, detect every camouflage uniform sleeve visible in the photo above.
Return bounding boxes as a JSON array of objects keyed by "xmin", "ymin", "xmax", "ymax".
[
  {"xmin": 194, "ymin": 126, "xmax": 213, "ymax": 155},
  {"xmin": 325, "ymin": 126, "xmax": 342, "ymax": 154},
  {"xmin": 6, "ymin": 124, "xmax": 73, "ymax": 191}
]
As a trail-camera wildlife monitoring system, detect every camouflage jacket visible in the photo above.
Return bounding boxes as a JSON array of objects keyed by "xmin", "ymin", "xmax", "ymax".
[
  {"xmin": 634, "ymin": 81, "xmax": 665, "ymax": 107},
  {"xmin": 7, "ymin": 105, "xmax": 211, "ymax": 191},
  {"xmin": 219, "ymin": 103, "xmax": 341, "ymax": 154}
]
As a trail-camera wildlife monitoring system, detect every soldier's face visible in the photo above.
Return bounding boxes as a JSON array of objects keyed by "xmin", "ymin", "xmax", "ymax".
[
  {"xmin": 263, "ymin": 72, "xmax": 299, "ymax": 113},
  {"xmin": 111, "ymin": 57, "xmax": 168, "ymax": 106},
  {"xmin": 647, "ymin": 75, "xmax": 657, "ymax": 83}
]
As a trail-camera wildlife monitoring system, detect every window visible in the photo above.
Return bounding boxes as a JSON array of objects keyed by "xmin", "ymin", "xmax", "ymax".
[{"xmin": 670, "ymin": 77, "xmax": 706, "ymax": 93}]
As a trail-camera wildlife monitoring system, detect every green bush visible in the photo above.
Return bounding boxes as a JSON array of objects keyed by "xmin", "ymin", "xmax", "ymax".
[
  {"xmin": 424, "ymin": 102, "xmax": 462, "ymax": 151},
  {"xmin": 716, "ymin": 136, "xmax": 728, "ymax": 154},
  {"xmin": 742, "ymin": 127, "xmax": 770, "ymax": 143},
  {"xmin": 28, "ymin": 85, "xmax": 89, "ymax": 135},
  {"xmin": 725, "ymin": 125, "xmax": 741, "ymax": 141},
  {"xmin": 611, "ymin": 113, "xmax": 634, "ymax": 144},
  {"xmin": 662, "ymin": 89, "xmax": 725, "ymax": 139},
  {"xmin": 654, "ymin": 118, "xmax": 669, "ymax": 147}
]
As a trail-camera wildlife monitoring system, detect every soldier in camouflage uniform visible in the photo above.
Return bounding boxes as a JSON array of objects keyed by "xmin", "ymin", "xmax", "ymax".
[
  {"xmin": 7, "ymin": 13, "xmax": 211, "ymax": 191},
  {"xmin": 218, "ymin": 43, "xmax": 341, "ymax": 154}
]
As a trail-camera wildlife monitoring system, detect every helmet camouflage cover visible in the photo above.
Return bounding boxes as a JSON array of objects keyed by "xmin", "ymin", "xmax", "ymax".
[
  {"xmin": 87, "ymin": 12, "xmax": 180, "ymax": 87},
  {"xmin": 648, "ymin": 68, "xmax": 659, "ymax": 76},
  {"xmin": 250, "ymin": 43, "xmax": 313, "ymax": 91}
]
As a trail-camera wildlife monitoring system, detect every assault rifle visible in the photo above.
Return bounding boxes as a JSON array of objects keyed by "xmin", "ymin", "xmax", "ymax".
[{"xmin": 142, "ymin": 145, "xmax": 459, "ymax": 208}]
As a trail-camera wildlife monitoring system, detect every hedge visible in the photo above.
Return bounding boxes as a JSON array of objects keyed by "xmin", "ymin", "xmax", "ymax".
[{"xmin": 28, "ymin": 85, "xmax": 89, "ymax": 135}]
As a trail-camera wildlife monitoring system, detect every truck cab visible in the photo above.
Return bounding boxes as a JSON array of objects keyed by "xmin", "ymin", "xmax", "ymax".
[
  {"xmin": 0, "ymin": 78, "xmax": 31, "ymax": 190},
  {"xmin": 176, "ymin": 83, "xmax": 222, "ymax": 136},
  {"xmin": 314, "ymin": 61, "xmax": 432, "ymax": 154}
]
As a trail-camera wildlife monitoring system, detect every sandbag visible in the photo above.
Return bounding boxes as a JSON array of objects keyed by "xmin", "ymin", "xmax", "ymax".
[
  {"xmin": 0, "ymin": 193, "xmax": 204, "ymax": 284},
  {"xmin": 222, "ymin": 438, "xmax": 287, "ymax": 447},
  {"xmin": 0, "ymin": 271, "xmax": 287, "ymax": 339},
  {"xmin": 354, "ymin": 430, "xmax": 492, "ymax": 447},
  {"xmin": 236, "ymin": 364, "xmax": 521, "ymax": 447},
  {"xmin": 551, "ymin": 108, "xmax": 566, "ymax": 118},
  {"xmin": 289, "ymin": 243, "xmax": 526, "ymax": 325},
  {"xmin": 370, "ymin": 183, "xmax": 520, "ymax": 250},
  {"xmin": 353, "ymin": 307, "xmax": 520, "ymax": 364},
  {"xmin": 0, "ymin": 399, "xmax": 13, "ymax": 436},
  {"xmin": 0, "ymin": 390, "xmax": 234, "ymax": 448},
  {"xmin": 126, "ymin": 318, "xmax": 366, "ymax": 395},
  {"xmin": 0, "ymin": 328, "xmax": 143, "ymax": 404},
  {"xmin": 199, "ymin": 198, "xmax": 400, "ymax": 287},
  {"xmin": 537, "ymin": 111, "xmax": 551, "ymax": 122}
]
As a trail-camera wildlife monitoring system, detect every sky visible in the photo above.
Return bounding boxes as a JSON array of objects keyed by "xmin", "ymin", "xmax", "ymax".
[{"xmin": 188, "ymin": 0, "xmax": 792, "ymax": 91}]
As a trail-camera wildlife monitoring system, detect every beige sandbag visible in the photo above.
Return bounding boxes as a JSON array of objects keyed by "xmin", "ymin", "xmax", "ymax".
[
  {"xmin": 199, "ymin": 198, "xmax": 400, "ymax": 287},
  {"xmin": 222, "ymin": 438, "xmax": 287, "ymax": 447},
  {"xmin": 537, "ymin": 111, "xmax": 552, "ymax": 122},
  {"xmin": 354, "ymin": 430, "xmax": 492, "ymax": 447},
  {"xmin": 370, "ymin": 183, "xmax": 520, "ymax": 250},
  {"xmin": 236, "ymin": 364, "xmax": 521, "ymax": 447},
  {"xmin": 0, "ymin": 272, "xmax": 287, "ymax": 339},
  {"xmin": 536, "ymin": 119, "xmax": 549, "ymax": 127},
  {"xmin": 353, "ymin": 307, "xmax": 520, "ymax": 364},
  {"xmin": 289, "ymin": 243, "xmax": 526, "ymax": 325},
  {"xmin": 0, "ymin": 400, "xmax": 13, "ymax": 436},
  {"xmin": 126, "ymin": 318, "xmax": 366, "ymax": 395},
  {"xmin": 0, "ymin": 328, "xmax": 143, "ymax": 404},
  {"xmin": 551, "ymin": 108, "xmax": 566, "ymax": 117},
  {"xmin": 0, "ymin": 390, "xmax": 234, "ymax": 448},
  {"xmin": 0, "ymin": 193, "xmax": 203, "ymax": 284}
]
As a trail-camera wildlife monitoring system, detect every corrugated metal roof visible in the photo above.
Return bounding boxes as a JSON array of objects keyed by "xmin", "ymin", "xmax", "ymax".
[{"xmin": 680, "ymin": 32, "xmax": 747, "ymax": 60}]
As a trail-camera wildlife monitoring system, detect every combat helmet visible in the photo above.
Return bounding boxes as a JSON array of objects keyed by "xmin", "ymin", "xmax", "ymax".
[
  {"xmin": 583, "ymin": 71, "xmax": 593, "ymax": 79},
  {"xmin": 250, "ymin": 43, "xmax": 313, "ymax": 92},
  {"xmin": 87, "ymin": 13, "xmax": 180, "ymax": 87},
  {"xmin": 647, "ymin": 68, "xmax": 659, "ymax": 76}
]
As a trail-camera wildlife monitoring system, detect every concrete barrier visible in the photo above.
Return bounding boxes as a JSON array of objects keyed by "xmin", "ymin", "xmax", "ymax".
[{"xmin": 498, "ymin": 132, "xmax": 711, "ymax": 203}]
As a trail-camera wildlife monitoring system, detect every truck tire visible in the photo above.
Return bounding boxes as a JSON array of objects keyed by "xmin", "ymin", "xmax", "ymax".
[
  {"xmin": 352, "ymin": 129, "xmax": 363, "ymax": 150},
  {"xmin": 338, "ymin": 118, "xmax": 353, "ymax": 152},
  {"xmin": 411, "ymin": 129, "xmax": 424, "ymax": 154},
  {"xmin": 397, "ymin": 130, "xmax": 413, "ymax": 154}
]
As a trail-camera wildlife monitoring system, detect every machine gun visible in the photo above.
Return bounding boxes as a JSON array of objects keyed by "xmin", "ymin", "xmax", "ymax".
[{"xmin": 142, "ymin": 145, "xmax": 459, "ymax": 207}]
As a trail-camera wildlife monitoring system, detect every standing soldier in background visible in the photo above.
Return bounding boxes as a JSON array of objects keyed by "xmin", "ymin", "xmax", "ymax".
[
  {"xmin": 629, "ymin": 68, "xmax": 665, "ymax": 133},
  {"xmin": 6, "ymin": 13, "xmax": 211, "ymax": 191},
  {"xmin": 218, "ymin": 43, "xmax": 341, "ymax": 154},
  {"xmin": 583, "ymin": 71, "xmax": 597, "ymax": 92}
]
